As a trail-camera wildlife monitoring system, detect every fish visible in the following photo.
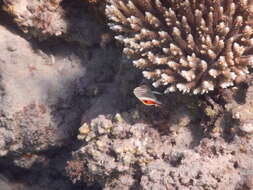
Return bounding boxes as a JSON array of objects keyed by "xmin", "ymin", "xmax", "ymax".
[{"xmin": 133, "ymin": 85, "xmax": 162, "ymax": 106}]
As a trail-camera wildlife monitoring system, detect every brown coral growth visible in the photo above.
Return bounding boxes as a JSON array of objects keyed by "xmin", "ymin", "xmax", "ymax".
[{"xmin": 106, "ymin": 0, "xmax": 253, "ymax": 94}]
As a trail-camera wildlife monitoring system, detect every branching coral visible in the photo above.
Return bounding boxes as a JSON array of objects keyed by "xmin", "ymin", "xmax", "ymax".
[{"xmin": 106, "ymin": 0, "xmax": 253, "ymax": 94}]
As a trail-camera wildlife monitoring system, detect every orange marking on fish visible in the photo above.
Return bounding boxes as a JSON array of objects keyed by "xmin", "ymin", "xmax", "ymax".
[
  {"xmin": 141, "ymin": 99, "xmax": 161, "ymax": 106},
  {"xmin": 133, "ymin": 85, "xmax": 162, "ymax": 107}
]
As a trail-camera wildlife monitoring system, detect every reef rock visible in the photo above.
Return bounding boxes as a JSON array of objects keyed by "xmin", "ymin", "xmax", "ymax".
[
  {"xmin": 2, "ymin": 0, "xmax": 103, "ymax": 46},
  {"xmin": 0, "ymin": 24, "xmax": 86, "ymax": 157},
  {"xmin": 67, "ymin": 113, "xmax": 253, "ymax": 189},
  {"xmin": 2, "ymin": 0, "xmax": 66, "ymax": 39},
  {"xmin": 225, "ymin": 79, "xmax": 253, "ymax": 134}
]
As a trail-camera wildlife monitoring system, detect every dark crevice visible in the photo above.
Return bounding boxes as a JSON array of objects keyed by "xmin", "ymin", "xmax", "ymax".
[{"xmin": 0, "ymin": 145, "xmax": 101, "ymax": 190}]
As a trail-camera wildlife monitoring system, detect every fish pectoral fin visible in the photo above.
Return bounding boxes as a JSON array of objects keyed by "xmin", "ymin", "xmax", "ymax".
[{"xmin": 151, "ymin": 91, "xmax": 163, "ymax": 95}]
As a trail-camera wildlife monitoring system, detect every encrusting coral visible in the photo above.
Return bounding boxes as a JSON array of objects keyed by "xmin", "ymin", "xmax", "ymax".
[
  {"xmin": 2, "ymin": 0, "xmax": 66, "ymax": 39},
  {"xmin": 2, "ymin": 0, "xmax": 104, "ymax": 45},
  {"xmin": 67, "ymin": 113, "xmax": 253, "ymax": 189},
  {"xmin": 106, "ymin": 0, "xmax": 253, "ymax": 94}
]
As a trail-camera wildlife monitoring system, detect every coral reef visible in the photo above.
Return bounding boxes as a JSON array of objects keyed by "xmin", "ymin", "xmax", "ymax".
[
  {"xmin": 0, "ymin": 6, "xmax": 124, "ymax": 188},
  {"xmin": 67, "ymin": 113, "xmax": 253, "ymax": 189},
  {"xmin": 0, "ymin": 147, "xmax": 101, "ymax": 190},
  {"xmin": 2, "ymin": 0, "xmax": 103, "ymax": 46},
  {"xmin": 2, "ymin": 0, "xmax": 66, "ymax": 39},
  {"xmin": 1, "ymin": 0, "xmax": 253, "ymax": 189},
  {"xmin": 106, "ymin": 0, "xmax": 253, "ymax": 94},
  {"xmin": 0, "ymin": 24, "xmax": 86, "ymax": 156},
  {"xmin": 225, "ymin": 78, "xmax": 253, "ymax": 134}
]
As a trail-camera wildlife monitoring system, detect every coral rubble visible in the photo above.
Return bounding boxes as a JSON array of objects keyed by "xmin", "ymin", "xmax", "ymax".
[{"xmin": 106, "ymin": 0, "xmax": 253, "ymax": 94}]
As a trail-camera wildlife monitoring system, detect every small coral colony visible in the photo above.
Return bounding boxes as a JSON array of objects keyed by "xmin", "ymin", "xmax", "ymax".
[{"xmin": 106, "ymin": 0, "xmax": 253, "ymax": 95}]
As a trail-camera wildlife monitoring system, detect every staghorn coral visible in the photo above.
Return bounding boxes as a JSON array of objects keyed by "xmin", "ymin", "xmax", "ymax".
[{"xmin": 106, "ymin": 0, "xmax": 253, "ymax": 94}]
